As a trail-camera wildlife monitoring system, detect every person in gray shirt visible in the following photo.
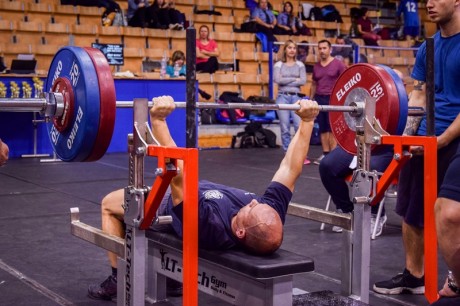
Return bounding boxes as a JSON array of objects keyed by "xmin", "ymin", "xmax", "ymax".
[{"xmin": 273, "ymin": 40, "xmax": 307, "ymax": 153}]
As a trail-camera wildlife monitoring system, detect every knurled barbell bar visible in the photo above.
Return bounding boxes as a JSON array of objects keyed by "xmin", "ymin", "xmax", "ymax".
[
  {"xmin": 0, "ymin": 99, "xmax": 423, "ymax": 116},
  {"xmin": 0, "ymin": 47, "xmax": 421, "ymax": 162},
  {"xmin": 0, "ymin": 98, "xmax": 361, "ymax": 113}
]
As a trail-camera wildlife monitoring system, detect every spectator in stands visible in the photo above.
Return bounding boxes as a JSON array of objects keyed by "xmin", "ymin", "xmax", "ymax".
[
  {"xmin": 373, "ymin": 1, "xmax": 460, "ymax": 297},
  {"xmin": 166, "ymin": 49, "xmax": 211, "ymax": 99},
  {"xmin": 331, "ymin": 35, "xmax": 353, "ymax": 66},
  {"xmin": 126, "ymin": 0, "xmax": 160, "ymax": 28},
  {"xmin": 167, "ymin": 49, "xmax": 212, "ymax": 99},
  {"xmin": 0, "ymin": 139, "xmax": 9, "ymax": 166},
  {"xmin": 166, "ymin": 50, "xmax": 186, "ymax": 78},
  {"xmin": 296, "ymin": 41, "xmax": 309, "ymax": 63},
  {"xmin": 296, "ymin": 42, "xmax": 309, "ymax": 59},
  {"xmin": 196, "ymin": 25, "xmax": 220, "ymax": 74},
  {"xmin": 275, "ymin": 2, "xmax": 297, "ymax": 35},
  {"xmin": 87, "ymin": 95, "xmax": 320, "ymax": 300},
  {"xmin": 153, "ymin": 0, "xmax": 185, "ymax": 30},
  {"xmin": 355, "ymin": 7, "xmax": 381, "ymax": 46},
  {"xmin": 396, "ymin": 0, "xmax": 420, "ymax": 41},
  {"xmin": 296, "ymin": 41, "xmax": 313, "ymax": 74},
  {"xmin": 251, "ymin": 0, "xmax": 277, "ymax": 42},
  {"xmin": 273, "ymin": 40, "xmax": 308, "ymax": 162},
  {"xmin": 276, "ymin": 2, "xmax": 311, "ymax": 36},
  {"xmin": 311, "ymin": 39, "xmax": 346, "ymax": 164},
  {"xmin": 127, "ymin": 0, "xmax": 185, "ymax": 29}
]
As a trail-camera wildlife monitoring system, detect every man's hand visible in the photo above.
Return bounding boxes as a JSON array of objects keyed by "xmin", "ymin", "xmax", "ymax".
[
  {"xmin": 295, "ymin": 99, "xmax": 319, "ymax": 122},
  {"xmin": 410, "ymin": 133, "xmax": 451, "ymax": 155},
  {"xmin": 150, "ymin": 96, "xmax": 176, "ymax": 121},
  {"xmin": 439, "ymin": 277, "xmax": 460, "ymax": 297},
  {"xmin": 0, "ymin": 139, "xmax": 9, "ymax": 166}
]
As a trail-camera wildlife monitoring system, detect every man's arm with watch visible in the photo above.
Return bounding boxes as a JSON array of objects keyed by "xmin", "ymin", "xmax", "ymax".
[
  {"xmin": 448, "ymin": 271, "xmax": 460, "ymax": 295},
  {"xmin": 439, "ymin": 271, "xmax": 460, "ymax": 297}
]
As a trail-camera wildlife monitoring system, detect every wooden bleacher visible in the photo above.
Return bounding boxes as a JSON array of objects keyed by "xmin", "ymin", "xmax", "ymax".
[{"xmin": 0, "ymin": 0, "xmax": 417, "ymax": 98}]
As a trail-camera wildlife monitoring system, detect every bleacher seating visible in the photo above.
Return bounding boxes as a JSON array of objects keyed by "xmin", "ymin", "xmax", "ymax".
[
  {"xmin": 25, "ymin": 2, "xmax": 54, "ymax": 24},
  {"xmin": 98, "ymin": 25, "xmax": 123, "ymax": 44},
  {"xmin": 0, "ymin": 0, "xmax": 417, "ymax": 99},
  {"xmin": 122, "ymin": 26, "xmax": 147, "ymax": 48},
  {"xmin": 15, "ymin": 20, "xmax": 44, "ymax": 45},
  {"xmin": 44, "ymin": 23, "xmax": 71, "ymax": 46}
]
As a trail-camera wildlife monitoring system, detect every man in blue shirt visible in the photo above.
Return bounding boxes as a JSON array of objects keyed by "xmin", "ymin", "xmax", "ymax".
[
  {"xmin": 88, "ymin": 96, "xmax": 320, "ymax": 300},
  {"xmin": 373, "ymin": 1, "xmax": 460, "ymax": 300},
  {"xmin": 396, "ymin": 0, "xmax": 421, "ymax": 40},
  {"xmin": 251, "ymin": 0, "xmax": 277, "ymax": 41}
]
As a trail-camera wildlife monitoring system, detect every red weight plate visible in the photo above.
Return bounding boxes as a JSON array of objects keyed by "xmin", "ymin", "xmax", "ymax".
[
  {"xmin": 52, "ymin": 77, "xmax": 75, "ymax": 133},
  {"xmin": 82, "ymin": 47, "xmax": 116, "ymax": 161},
  {"xmin": 329, "ymin": 64, "xmax": 401, "ymax": 154}
]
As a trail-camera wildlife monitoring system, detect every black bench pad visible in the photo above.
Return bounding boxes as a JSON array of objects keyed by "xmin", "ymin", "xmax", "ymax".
[{"xmin": 146, "ymin": 231, "xmax": 315, "ymax": 279}]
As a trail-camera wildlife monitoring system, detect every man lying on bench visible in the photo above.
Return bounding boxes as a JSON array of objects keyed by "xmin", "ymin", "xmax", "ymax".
[{"xmin": 88, "ymin": 96, "xmax": 320, "ymax": 301}]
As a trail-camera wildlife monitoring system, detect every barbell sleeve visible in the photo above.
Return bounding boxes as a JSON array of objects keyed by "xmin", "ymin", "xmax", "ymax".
[
  {"xmin": 0, "ymin": 98, "xmax": 48, "ymax": 112},
  {"xmin": 0, "ymin": 93, "xmax": 64, "ymax": 117}
]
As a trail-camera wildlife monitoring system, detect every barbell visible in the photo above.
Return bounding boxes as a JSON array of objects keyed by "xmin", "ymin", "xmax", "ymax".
[{"xmin": 0, "ymin": 46, "xmax": 421, "ymax": 162}]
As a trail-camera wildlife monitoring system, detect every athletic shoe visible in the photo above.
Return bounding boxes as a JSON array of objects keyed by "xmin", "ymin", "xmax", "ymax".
[
  {"xmin": 332, "ymin": 209, "xmax": 347, "ymax": 233},
  {"xmin": 313, "ymin": 154, "xmax": 325, "ymax": 165},
  {"xmin": 169, "ymin": 23, "xmax": 184, "ymax": 30},
  {"xmin": 88, "ymin": 275, "xmax": 182, "ymax": 300},
  {"xmin": 373, "ymin": 269, "xmax": 425, "ymax": 295},
  {"xmin": 332, "ymin": 225, "xmax": 343, "ymax": 233},
  {"xmin": 303, "ymin": 158, "xmax": 311, "ymax": 165},
  {"xmin": 371, "ymin": 214, "xmax": 387, "ymax": 237},
  {"xmin": 88, "ymin": 275, "xmax": 117, "ymax": 301}
]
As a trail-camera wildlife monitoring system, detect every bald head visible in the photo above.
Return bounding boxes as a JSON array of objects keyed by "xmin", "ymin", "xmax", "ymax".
[
  {"xmin": 232, "ymin": 200, "xmax": 283, "ymax": 255},
  {"xmin": 244, "ymin": 205, "xmax": 283, "ymax": 254}
]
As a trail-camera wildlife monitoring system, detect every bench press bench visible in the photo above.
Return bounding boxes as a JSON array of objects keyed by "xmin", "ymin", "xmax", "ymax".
[{"xmin": 145, "ymin": 231, "xmax": 315, "ymax": 306}]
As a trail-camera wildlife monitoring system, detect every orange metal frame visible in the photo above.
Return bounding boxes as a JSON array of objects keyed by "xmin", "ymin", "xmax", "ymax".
[
  {"xmin": 138, "ymin": 135, "xmax": 438, "ymax": 305},
  {"xmin": 143, "ymin": 145, "xmax": 199, "ymax": 306},
  {"xmin": 372, "ymin": 135, "xmax": 438, "ymax": 303}
]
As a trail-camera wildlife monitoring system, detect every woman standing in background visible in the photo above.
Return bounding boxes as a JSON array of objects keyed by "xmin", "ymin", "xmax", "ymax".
[{"xmin": 273, "ymin": 40, "xmax": 309, "ymax": 163}]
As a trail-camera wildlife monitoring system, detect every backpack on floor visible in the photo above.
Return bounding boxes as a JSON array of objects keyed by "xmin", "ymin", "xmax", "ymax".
[
  {"xmin": 231, "ymin": 122, "xmax": 278, "ymax": 148},
  {"xmin": 232, "ymin": 131, "xmax": 256, "ymax": 148},
  {"xmin": 200, "ymin": 109, "xmax": 216, "ymax": 124}
]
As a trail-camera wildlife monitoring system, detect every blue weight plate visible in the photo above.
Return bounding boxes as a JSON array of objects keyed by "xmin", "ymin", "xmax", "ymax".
[
  {"xmin": 378, "ymin": 65, "xmax": 409, "ymax": 135},
  {"xmin": 45, "ymin": 47, "xmax": 101, "ymax": 162}
]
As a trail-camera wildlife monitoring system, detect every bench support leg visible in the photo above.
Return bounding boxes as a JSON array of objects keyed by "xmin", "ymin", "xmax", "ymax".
[
  {"xmin": 117, "ymin": 225, "xmax": 146, "ymax": 306},
  {"xmin": 341, "ymin": 204, "xmax": 371, "ymax": 303},
  {"xmin": 146, "ymin": 241, "xmax": 168, "ymax": 304},
  {"xmin": 267, "ymin": 276, "xmax": 293, "ymax": 306}
]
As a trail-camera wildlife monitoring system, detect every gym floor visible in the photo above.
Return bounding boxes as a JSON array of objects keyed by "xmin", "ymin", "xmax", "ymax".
[{"xmin": 0, "ymin": 145, "xmax": 447, "ymax": 306}]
